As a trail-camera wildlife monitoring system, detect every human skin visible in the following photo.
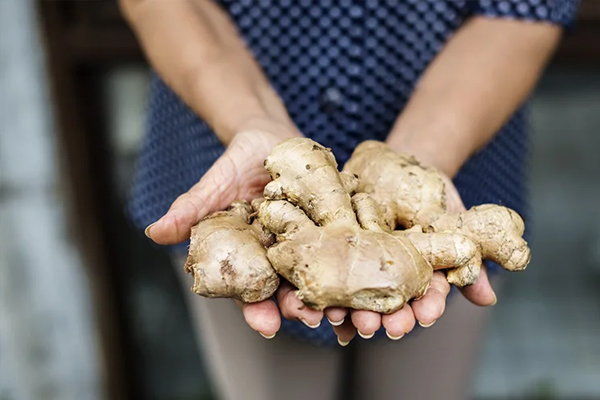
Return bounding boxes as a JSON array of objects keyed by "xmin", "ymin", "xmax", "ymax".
[{"xmin": 120, "ymin": 0, "xmax": 561, "ymax": 342}]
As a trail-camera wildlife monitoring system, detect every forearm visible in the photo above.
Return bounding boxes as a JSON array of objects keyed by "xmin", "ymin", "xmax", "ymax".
[
  {"xmin": 387, "ymin": 17, "xmax": 562, "ymax": 177},
  {"xmin": 120, "ymin": 0, "xmax": 298, "ymax": 143}
]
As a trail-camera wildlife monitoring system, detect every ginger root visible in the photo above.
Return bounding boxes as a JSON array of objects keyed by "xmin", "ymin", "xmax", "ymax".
[
  {"xmin": 184, "ymin": 138, "xmax": 531, "ymax": 313},
  {"xmin": 185, "ymin": 200, "xmax": 279, "ymax": 303},
  {"xmin": 343, "ymin": 140, "xmax": 531, "ymax": 286},
  {"xmin": 258, "ymin": 139, "xmax": 438, "ymax": 313}
]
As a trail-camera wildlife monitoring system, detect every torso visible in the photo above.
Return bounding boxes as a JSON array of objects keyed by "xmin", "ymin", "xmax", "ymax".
[{"xmin": 129, "ymin": 0, "xmax": 535, "ymax": 346}]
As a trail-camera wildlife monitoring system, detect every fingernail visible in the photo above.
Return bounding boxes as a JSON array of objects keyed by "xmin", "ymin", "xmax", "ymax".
[
  {"xmin": 259, "ymin": 332, "xmax": 276, "ymax": 339},
  {"xmin": 490, "ymin": 292, "xmax": 498, "ymax": 306},
  {"xmin": 300, "ymin": 318, "xmax": 321, "ymax": 329},
  {"xmin": 337, "ymin": 337, "xmax": 350, "ymax": 347},
  {"xmin": 327, "ymin": 317, "xmax": 344, "ymax": 327},
  {"xmin": 358, "ymin": 331, "xmax": 375, "ymax": 339},
  {"xmin": 418, "ymin": 320, "xmax": 436, "ymax": 328},
  {"xmin": 386, "ymin": 331, "xmax": 405, "ymax": 341},
  {"xmin": 144, "ymin": 222, "xmax": 156, "ymax": 239}
]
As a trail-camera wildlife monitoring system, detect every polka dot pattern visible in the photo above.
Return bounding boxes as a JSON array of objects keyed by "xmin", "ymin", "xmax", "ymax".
[
  {"xmin": 128, "ymin": 0, "xmax": 578, "ymax": 346},
  {"xmin": 471, "ymin": 0, "xmax": 579, "ymax": 26}
]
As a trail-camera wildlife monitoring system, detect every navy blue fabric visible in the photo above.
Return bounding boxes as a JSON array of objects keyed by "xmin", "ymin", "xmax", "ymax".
[{"xmin": 128, "ymin": 0, "xmax": 578, "ymax": 347}]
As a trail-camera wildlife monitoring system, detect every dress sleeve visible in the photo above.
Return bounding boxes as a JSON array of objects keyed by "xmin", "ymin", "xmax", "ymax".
[{"xmin": 470, "ymin": 0, "xmax": 581, "ymax": 28}]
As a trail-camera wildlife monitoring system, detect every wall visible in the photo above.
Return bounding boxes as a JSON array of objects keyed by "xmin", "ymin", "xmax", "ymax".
[{"xmin": 0, "ymin": 1, "xmax": 102, "ymax": 399}]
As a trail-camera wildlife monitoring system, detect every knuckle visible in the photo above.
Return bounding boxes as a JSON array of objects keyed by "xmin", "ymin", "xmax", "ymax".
[{"xmin": 181, "ymin": 192, "xmax": 204, "ymax": 216}]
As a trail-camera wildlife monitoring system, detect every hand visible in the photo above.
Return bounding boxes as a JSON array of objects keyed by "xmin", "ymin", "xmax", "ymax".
[
  {"xmin": 145, "ymin": 126, "xmax": 288, "ymax": 245},
  {"xmin": 332, "ymin": 173, "xmax": 498, "ymax": 345},
  {"xmin": 146, "ymin": 122, "xmax": 335, "ymax": 338}
]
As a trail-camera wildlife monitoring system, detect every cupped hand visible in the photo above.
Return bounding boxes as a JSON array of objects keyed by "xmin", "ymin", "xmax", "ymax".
[
  {"xmin": 333, "ymin": 174, "xmax": 498, "ymax": 345},
  {"xmin": 146, "ymin": 128, "xmax": 283, "ymax": 245},
  {"xmin": 147, "ymin": 126, "xmax": 496, "ymax": 343},
  {"xmin": 146, "ymin": 123, "xmax": 331, "ymax": 338}
]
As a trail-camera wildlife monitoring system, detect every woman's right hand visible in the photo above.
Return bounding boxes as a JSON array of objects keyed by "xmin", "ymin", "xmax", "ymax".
[
  {"xmin": 145, "ymin": 122, "xmax": 332, "ymax": 338},
  {"xmin": 123, "ymin": 0, "xmax": 336, "ymax": 339},
  {"xmin": 145, "ymin": 125, "xmax": 293, "ymax": 246}
]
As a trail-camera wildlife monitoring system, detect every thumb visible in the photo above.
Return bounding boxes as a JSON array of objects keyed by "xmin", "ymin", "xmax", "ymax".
[{"xmin": 145, "ymin": 156, "xmax": 238, "ymax": 245}]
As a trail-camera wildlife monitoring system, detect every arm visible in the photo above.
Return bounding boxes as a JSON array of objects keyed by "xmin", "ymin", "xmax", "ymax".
[
  {"xmin": 121, "ymin": 0, "xmax": 316, "ymax": 337},
  {"xmin": 386, "ymin": 17, "xmax": 562, "ymax": 177},
  {"xmin": 385, "ymin": 18, "xmax": 562, "ymax": 324},
  {"xmin": 119, "ymin": 0, "xmax": 299, "ymax": 143}
]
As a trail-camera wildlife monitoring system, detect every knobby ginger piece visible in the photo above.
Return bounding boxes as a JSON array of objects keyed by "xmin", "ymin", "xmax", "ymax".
[
  {"xmin": 185, "ymin": 200, "xmax": 279, "ymax": 303},
  {"xmin": 344, "ymin": 140, "xmax": 531, "ymax": 286},
  {"xmin": 184, "ymin": 138, "xmax": 531, "ymax": 312},
  {"xmin": 258, "ymin": 138, "xmax": 477, "ymax": 313}
]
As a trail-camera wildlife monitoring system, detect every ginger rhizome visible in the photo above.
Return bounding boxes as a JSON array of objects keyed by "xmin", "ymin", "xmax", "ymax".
[
  {"xmin": 344, "ymin": 140, "xmax": 531, "ymax": 286},
  {"xmin": 184, "ymin": 138, "xmax": 531, "ymax": 312},
  {"xmin": 258, "ymin": 139, "xmax": 439, "ymax": 313},
  {"xmin": 185, "ymin": 200, "xmax": 278, "ymax": 303}
]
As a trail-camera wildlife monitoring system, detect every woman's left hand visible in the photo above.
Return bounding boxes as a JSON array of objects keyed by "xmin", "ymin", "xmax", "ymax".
[
  {"xmin": 326, "ymin": 14, "xmax": 563, "ymax": 345},
  {"xmin": 329, "ymin": 173, "xmax": 498, "ymax": 345}
]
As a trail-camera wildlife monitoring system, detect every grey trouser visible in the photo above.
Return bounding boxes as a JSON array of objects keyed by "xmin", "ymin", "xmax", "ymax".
[{"xmin": 173, "ymin": 255, "xmax": 489, "ymax": 400}]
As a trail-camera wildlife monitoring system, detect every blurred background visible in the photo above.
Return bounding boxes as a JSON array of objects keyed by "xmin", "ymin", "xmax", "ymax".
[{"xmin": 1, "ymin": 1, "xmax": 599, "ymax": 399}]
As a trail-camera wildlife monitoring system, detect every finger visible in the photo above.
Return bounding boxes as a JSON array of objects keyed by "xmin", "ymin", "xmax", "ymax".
[
  {"xmin": 333, "ymin": 317, "xmax": 357, "ymax": 346},
  {"xmin": 234, "ymin": 299, "xmax": 281, "ymax": 339},
  {"xmin": 350, "ymin": 310, "xmax": 382, "ymax": 339},
  {"xmin": 276, "ymin": 281, "xmax": 323, "ymax": 328},
  {"xmin": 382, "ymin": 303, "xmax": 415, "ymax": 340},
  {"xmin": 411, "ymin": 271, "xmax": 451, "ymax": 327},
  {"xmin": 325, "ymin": 307, "xmax": 348, "ymax": 327},
  {"xmin": 459, "ymin": 264, "xmax": 497, "ymax": 306},
  {"xmin": 146, "ymin": 156, "xmax": 236, "ymax": 245}
]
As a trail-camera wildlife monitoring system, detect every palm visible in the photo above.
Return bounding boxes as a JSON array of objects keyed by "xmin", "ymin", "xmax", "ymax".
[
  {"xmin": 148, "ymin": 130, "xmax": 286, "ymax": 245},
  {"xmin": 207, "ymin": 132, "xmax": 274, "ymax": 210}
]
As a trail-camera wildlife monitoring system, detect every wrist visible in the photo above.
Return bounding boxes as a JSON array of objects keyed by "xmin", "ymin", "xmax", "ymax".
[
  {"xmin": 233, "ymin": 112, "xmax": 301, "ymax": 139},
  {"xmin": 202, "ymin": 97, "xmax": 295, "ymax": 146},
  {"xmin": 228, "ymin": 115, "xmax": 303, "ymax": 153},
  {"xmin": 225, "ymin": 110, "xmax": 301, "ymax": 144},
  {"xmin": 189, "ymin": 51, "xmax": 297, "ymax": 145}
]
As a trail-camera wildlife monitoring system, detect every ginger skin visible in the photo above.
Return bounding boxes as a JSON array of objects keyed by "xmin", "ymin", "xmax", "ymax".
[
  {"xmin": 258, "ymin": 139, "xmax": 434, "ymax": 313},
  {"xmin": 185, "ymin": 200, "xmax": 279, "ymax": 303},
  {"xmin": 344, "ymin": 140, "xmax": 531, "ymax": 286},
  {"xmin": 257, "ymin": 138, "xmax": 483, "ymax": 313}
]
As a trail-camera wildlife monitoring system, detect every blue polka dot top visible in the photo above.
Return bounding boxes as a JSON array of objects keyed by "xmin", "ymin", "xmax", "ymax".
[{"xmin": 128, "ymin": 0, "xmax": 579, "ymax": 346}]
